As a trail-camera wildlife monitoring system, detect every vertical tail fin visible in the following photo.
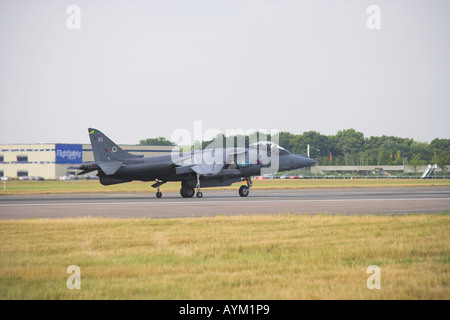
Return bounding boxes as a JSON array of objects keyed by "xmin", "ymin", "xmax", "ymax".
[{"xmin": 88, "ymin": 128, "xmax": 142, "ymax": 161}]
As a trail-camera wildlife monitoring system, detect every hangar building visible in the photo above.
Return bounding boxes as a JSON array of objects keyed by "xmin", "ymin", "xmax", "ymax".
[{"xmin": 0, "ymin": 144, "xmax": 173, "ymax": 180}]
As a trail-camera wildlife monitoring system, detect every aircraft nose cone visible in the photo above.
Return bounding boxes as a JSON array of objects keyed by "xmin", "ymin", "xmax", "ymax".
[
  {"xmin": 306, "ymin": 157, "xmax": 316, "ymax": 167},
  {"xmin": 294, "ymin": 155, "xmax": 315, "ymax": 168}
]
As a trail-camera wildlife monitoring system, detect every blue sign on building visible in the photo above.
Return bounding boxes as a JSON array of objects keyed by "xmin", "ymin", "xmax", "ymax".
[{"xmin": 55, "ymin": 144, "xmax": 82, "ymax": 164}]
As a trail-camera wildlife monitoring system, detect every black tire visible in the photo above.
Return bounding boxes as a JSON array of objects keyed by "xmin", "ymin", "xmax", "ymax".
[
  {"xmin": 184, "ymin": 187, "xmax": 195, "ymax": 198},
  {"xmin": 196, "ymin": 192, "xmax": 203, "ymax": 198},
  {"xmin": 156, "ymin": 192, "xmax": 162, "ymax": 198},
  {"xmin": 180, "ymin": 187, "xmax": 195, "ymax": 198},
  {"xmin": 239, "ymin": 185, "xmax": 249, "ymax": 197}
]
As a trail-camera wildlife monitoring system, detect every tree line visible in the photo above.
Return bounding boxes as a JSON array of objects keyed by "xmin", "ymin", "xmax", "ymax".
[{"xmin": 139, "ymin": 129, "xmax": 450, "ymax": 171}]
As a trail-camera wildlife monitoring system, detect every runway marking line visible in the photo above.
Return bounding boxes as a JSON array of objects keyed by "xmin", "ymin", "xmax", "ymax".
[{"xmin": 0, "ymin": 198, "xmax": 449, "ymax": 207}]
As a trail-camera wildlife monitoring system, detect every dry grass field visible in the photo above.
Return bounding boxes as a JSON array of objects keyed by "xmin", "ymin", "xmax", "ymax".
[
  {"xmin": 0, "ymin": 214, "xmax": 448, "ymax": 299},
  {"xmin": 1, "ymin": 178, "xmax": 449, "ymax": 195}
]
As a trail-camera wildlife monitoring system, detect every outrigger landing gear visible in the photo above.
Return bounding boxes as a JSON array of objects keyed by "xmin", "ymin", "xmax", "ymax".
[
  {"xmin": 239, "ymin": 177, "xmax": 252, "ymax": 197},
  {"xmin": 152, "ymin": 179, "xmax": 166, "ymax": 198}
]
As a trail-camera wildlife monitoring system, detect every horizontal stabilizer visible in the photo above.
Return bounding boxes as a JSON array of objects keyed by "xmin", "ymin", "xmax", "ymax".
[
  {"xmin": 77, "ymin": 161, "xmax": 101, "ymax": 175},
  {"xmin": 98, "ymin": 160, "xmax": 124, "ymax": 175},
  {"xmin": 77, "ymin": 169, "xmax": 96, "ymax": 175}
]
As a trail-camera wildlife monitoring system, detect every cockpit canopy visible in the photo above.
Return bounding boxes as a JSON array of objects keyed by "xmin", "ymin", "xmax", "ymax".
[{"xmin": 249, "ymin": 141, "xmax": 289, "ymax": 155}]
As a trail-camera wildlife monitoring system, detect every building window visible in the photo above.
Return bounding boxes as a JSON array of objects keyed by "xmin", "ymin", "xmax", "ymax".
[
  {"xmin": 17, "ymin": 155, "xmax": 28, "ymax": 162},
  {"xmin": 0, "ymin": 170, "xmax": 3, "ymax": 177},
  {"xmin": 17, "ymin": 170, "xmax": 28, "ymax": 177},
  {"xmin": 0, "ymin": 155, "xmax": 3, "ymax": 162}
]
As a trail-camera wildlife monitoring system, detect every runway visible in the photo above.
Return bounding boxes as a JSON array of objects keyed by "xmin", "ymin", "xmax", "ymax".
[{"xmin": 0, "ymin": 186, "xmax": 449, "ymax": 219}]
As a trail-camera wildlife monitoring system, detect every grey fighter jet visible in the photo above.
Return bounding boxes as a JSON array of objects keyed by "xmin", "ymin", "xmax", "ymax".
[{"xmin": 78, "ymin": 128, "xmax": 316, "ymax": 198}]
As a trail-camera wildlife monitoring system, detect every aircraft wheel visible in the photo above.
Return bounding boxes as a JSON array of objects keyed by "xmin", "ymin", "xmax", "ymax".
[
  {"xmin": 180, "ymin": 187, "xmax": 195, "ymax": 198},
  {"xmin": 184, "ymin": 187, "xmax": 195, "ymax": 198},
  {"xmin": 239, "ymin": 185, "xmax": 249, "ymax": 197},
  {"xmin": 196, "ymin": 191, "xmax": 203, "ymax": 198},
  {"xmin": 156, "ymin": 191, "xmax": 162, "ymax": 198}
]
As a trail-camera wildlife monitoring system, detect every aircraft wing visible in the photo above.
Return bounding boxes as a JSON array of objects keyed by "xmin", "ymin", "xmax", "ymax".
[
  {"xmin": 171, "ymin": 153, "xmax": 196, "ymax": 165},
  {"xmin": 173, "ymin": 148, "xmax": 246, "ymax": 176},
  {"xmin": 191, "ymin": 163, "xmax": 224, "ymax": 175},
  {"xmin": 175, "ymin": 163, "xmax": 224, "ymax": 176}
]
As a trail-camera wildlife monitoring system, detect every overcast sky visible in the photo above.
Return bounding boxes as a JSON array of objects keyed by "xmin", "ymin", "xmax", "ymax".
[{"xmin": 0, "ymin": 0, "xmax": 449, "ymax": 145}]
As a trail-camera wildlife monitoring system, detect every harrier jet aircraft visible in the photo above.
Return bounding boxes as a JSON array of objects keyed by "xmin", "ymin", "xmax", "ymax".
[{"xmin": 78, "ymin": 128, "xmax": 316, "ymax": 198}]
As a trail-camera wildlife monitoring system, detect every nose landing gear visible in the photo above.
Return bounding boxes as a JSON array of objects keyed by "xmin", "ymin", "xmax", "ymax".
[
  {"xmin": 239, "ymin": 185, "xmax": 249, "ymax": 197},
  {"xmin": 239, "ymin": 177, "xmax": 252, "ymax": 197}
]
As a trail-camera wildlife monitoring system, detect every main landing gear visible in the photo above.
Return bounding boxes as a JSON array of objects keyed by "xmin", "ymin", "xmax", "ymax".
[
  {"xmin": 239, "ymin": 177, "xmax": 252, "ymax": 197},
  {"xmin": 178, "ymin": 176, "xmax": 252, "ymax": 198},
  {"xmin": 180, "ymin": 175, "xmax": 203, "ymax": 198},
  {"xmin": 180, "ymin": 186, "xmax": 202, "ymax": 198},
  {"xmin": 180, "ymin": 185, "xmax": 195, "ymax": 198}
]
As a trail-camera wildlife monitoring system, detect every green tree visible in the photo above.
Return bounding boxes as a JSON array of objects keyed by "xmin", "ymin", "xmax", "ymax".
[
  {"xmin": 393, "ymin": 151, "xmax": 403, "ymax": 165},
  {"xmin": 410, "ymin": 141, "xmax": 432, "ymax": 162},
  {"xmin": 136, "ymin": 129, "xmax": 445, "ymax": 170},
  {"xmin": 139, "ymin": 137, "xmax": 175, "ymax": 146},
  {"xmin": 436, "ymin": 152, "xmax": 449, "ymax": 174},
  {"xmin": 334, "ymin": 128, "xmax": 365, "ymax": 156},
  {"xmin": 377, "ymin": 149, "xmax": 390, "ymax": 165},
  {"xmin": 430, "ymin": 139, "xmax": 450, "ymax": 154},
  {"xmin": 409, "ymin": 154, "xmax": 426, "ymax": 173},
  {"xmin": 277, "ymin": 132, "xmax": 296, "ymax": 151},
  {"xmin": 288, "ymin": 131, "xmax": 331, "ymax": 158}
]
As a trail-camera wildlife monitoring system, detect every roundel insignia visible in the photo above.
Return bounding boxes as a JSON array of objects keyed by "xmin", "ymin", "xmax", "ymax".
[{"xmin": 112, "ymin": 147, "xmax": 118, "ymax": 153}]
